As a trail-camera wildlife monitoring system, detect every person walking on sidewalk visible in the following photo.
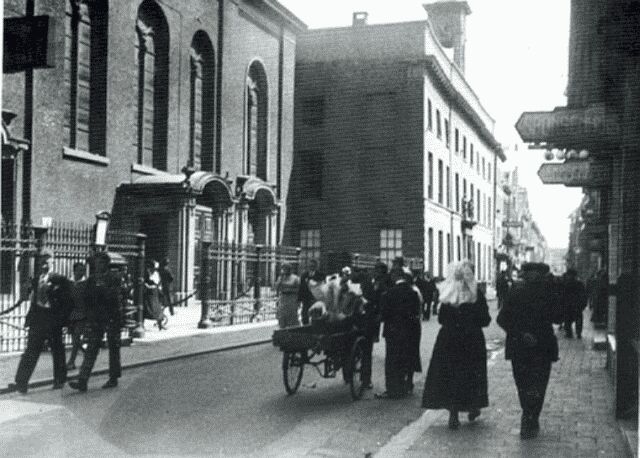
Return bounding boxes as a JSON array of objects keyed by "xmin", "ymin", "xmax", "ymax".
[
  {"xmin": 14, "ymin": 249, "xmax": 75, "ymax": 394},
  {"xmin": 376, "ymin": 266, "xmax": 422, "ymax": 399},
  {"xmin": 275, "ymin": 263, "xmax": 300, "ymax": 328},
  {"xmin": 422, "ymin": 260, "xmax": 491, "ymax": 430},
  {"xmin": 144, "ymin": 259, "xmax": 167, "ymax": 330},
  {"xmin": 160, "ymin": 258, "xmax": 175, "ymax": 316},
  {"xmin": 67, "ymin": 261, "xmax": 88, "ymax": 370},
  {"xmin": 561, "ymin": 269, "xmax": 588, "ymax": 339},
  {"xmin": 69, "ymin": 252, "xmax": 123, "ymax": 392},
  {"xmin": 497, "ymin": 262, "xmax": 562, "ymax": 439}
]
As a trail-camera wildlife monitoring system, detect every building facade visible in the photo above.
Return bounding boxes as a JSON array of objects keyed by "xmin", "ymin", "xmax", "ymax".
[
  {"xmin": 285, "ymin": 2, "xmax": 505, "ymax": 281},
  {"xmin": 2, "ymin": 0, "xmax": 305, "ymax": 297}
]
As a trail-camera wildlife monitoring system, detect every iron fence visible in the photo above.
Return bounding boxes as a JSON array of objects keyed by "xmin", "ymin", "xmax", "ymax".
[
  {"xmin": 0, "ymin": 221, "xmax": 143, "ymax": 353},
  {"xmin": 203, "ymin": 242, "xmax": 300, "ymax": 325}
]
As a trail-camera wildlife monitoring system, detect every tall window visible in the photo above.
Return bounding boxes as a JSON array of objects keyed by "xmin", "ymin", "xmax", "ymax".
[
  {"xmin": 438, "ymin": 230, "xmax": 444, "ymax": 277},
  {"xmin": 488, "ymin": 164, "xmax": 492, "ymax": 183},
  {"xmin": 246, "ymin": 61, "xmax": 268, "ymax": 179},
  {"xmin": 428, "ymin": 152, "xmax": 433, "ymax": 199},
  {"xmin": 446, "ymin": 166, "xmax": 450, "ymax": 208},
  {"xmin": 427, "ymin": 99, "xmax": 433, "ymax": 131},
  {"xmin": 456, "ymin": 235, "xmax": 461, "ymax": 261},
  {"xmin": 488, "ymin": 197, "xmax": 492, "ymax": 228},
  {"xmin": 136, "ymin": 1, "xmax": 169, "ymax": 170},
  {"xmin": 190, "ymin": 31, "xmax": 215, "ymax": 171},
  {"xmin": 463, "ymin": 136, "xmax": 467, "ymax": 161},
  {"xmin": 447, "ymin": 233, "xmax": 452, "ymax": 263},
  {"xmin": 428, "ymin": 228, "xmax": 434, "ymax": 274},
  {"xmin": 444, "ymin": 119, "xmax": 450, "ymax": 147},
  {"xmin": 477, "ymin": 189, "xmax": 481, "ymax": 224},
  {"xmin": 455, "ymin": 173, "xmax": 460, "ymax": 212},
  {"xmin": 380, "ymin": 229, "xmax": 402, "ymax": 266},
  {"xmin": 437, "ymin": 159, "xmax": 443, "ymax": 204},
  {"xmin": 481, "ymin": 157, "xmax": 486, "ymax": 179},
  {"xmin": 470, "ymin": 183, "xmax": 474, "ymax": 207},
  {"xmin": 477, "ymin": 242, "xmax": 482, "ymax": 280},
  {"xmin": 454, "ymin": 128, "xmax": 459, "ymax": 153},
  {"xmin": 463, "ymin": 178, "xmax": 467, "ymax": 199},
  {"xmin": 300, "ymin": 229, "xmax": 321, "ymax": 265},
  {"xmin": 470, "ymin": 143, "xmax": 474, "ymax": 167},
  {"xmin": 436, "ymin": 109, "xmax": 442, "ymax": 139},
  {"xmin": 300, "ymin": 150, "xmax": 322, "ymax": 199},
  {"xmin": 64, "ymin": 0, "xmax": 108, "ymax": 155}
]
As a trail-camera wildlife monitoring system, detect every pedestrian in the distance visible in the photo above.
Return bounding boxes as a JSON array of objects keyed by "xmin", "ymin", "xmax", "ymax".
[
  {"xmin": 376, "ymin": 266, "xmax": 422, "ymax": 399},
  {"xmin": 14, "ymin": 249, "xmax": 75, "ymax": 394},
  {"xmin": 422, "ymin": 260, "xmax": 491, "ymax": 430},
  {"xmin": 298, "ymin": 259, "xmax": 324, "ymax": 325},
  {"xmin": 561, "ymin": 269, "xmax": 588, "ymax": 339},
  {"xmin": 160, "ymin": 257, "xmax": 175, "ymax": 316},
  {"xmin": 275, "ymin": 263, "xmax": 300, "ymax": 328},
  {"xmin": 421, "ymin": 271, "xmax": 435, "ymax": 320},
  {"xmin": 144, "ymin": 259, "xmax": 166, "ymax": 330},
  {"xmin": 497, "ymin": 262, "xmax": 562, "ymax": 439},
  {"xmin": 496, "ymin": 270, "xmax": 510, "ymax": 310},
  {"xmin": 67, "ymin": 261, "xmax": 88, "ymax": 370},
  {"xmin": 69, "ymin": 252, "xmax": 123, "ymax": 392}
]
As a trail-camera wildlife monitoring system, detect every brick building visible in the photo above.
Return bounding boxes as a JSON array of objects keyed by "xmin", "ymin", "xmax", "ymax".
[
  {"xmin": 285, "ymin": 2, "xmax": 505, "ymax": 281},
  {"xmin": 2, "ymin": 0, "xmax": 305, "ymax": 296}
]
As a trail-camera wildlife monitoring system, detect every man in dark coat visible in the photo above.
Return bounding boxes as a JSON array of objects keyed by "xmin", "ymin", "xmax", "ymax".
[
  {"xmin": 497, "ymin": 262, "xmax": 562, "ymax": 439},
  {"xmin": 14, "ymin": 249, "xmax": 75, "ymax": 394},
  {"xmin": 298, "ymin": 259, "xmax": 324, "ymax": 325},
  {"xmin": 496, "ymin": 271, "xmax": 510, "ymax": 310},
  {"xmin": 376, "ymin": 266, "xmax": 422, "ymax": 399},
  {"xmin": 69, "ymin": 252, "xmax": 123, "ymax": 392},
  {"xmin": 160, "ymin": 257, "xmax": 175, "ymax": 315},
  {"xmin": 561, "ymin": 269, "xmax": 588, "ymax": 338}
]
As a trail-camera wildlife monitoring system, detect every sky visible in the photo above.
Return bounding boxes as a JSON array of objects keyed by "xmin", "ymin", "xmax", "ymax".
[{"xmin": 279, "ymin": 0, "xmax": 583, "ymax": 249}]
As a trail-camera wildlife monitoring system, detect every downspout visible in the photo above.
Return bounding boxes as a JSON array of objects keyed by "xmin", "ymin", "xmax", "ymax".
[
  {"xmin": 215, "ymin": 0, "xmax": 224, "ymax": 174},
  {"xmin": 276, "ymin": 24, "xmax": 284, "ymax": 242},
  {"xmin": 23, "ymin": 0, "xmax": 35, "ymax": 223}
]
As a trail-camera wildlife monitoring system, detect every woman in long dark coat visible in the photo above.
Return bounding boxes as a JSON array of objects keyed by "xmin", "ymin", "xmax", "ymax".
[
  {"xmin": 422, "ymin": 260, "xmax": 491, "ymax": 429},
  {"xmin": 144, "ymin": 260, "xmax": 166, "ymax": 330}
]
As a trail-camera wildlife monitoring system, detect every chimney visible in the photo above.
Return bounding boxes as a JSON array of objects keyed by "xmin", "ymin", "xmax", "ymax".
[
  {"xmin": 423, "ymin": 1, "xmax": 471, "ymax": 73},
  {"xmin": 352, "ymin": 11, "xmax": 368, "ymax": 27}
]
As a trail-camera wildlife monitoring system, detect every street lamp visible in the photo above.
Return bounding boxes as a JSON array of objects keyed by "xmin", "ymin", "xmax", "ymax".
[{"xmin": 94, "ymin": 211, "xmax": 110, "ymax": 249}]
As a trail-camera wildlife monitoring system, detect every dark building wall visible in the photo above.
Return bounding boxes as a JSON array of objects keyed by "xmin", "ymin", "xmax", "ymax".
[
  {"xmin": 286, "ymin": 58, "xmax": 424, "ymax": 259},
  {"xmin": 3, "ymin": 0, "xmax": 298, "ymax": 230}
]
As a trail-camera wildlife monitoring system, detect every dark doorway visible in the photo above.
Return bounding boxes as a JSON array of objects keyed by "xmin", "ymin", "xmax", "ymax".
[{"xmin": 140, "ymin": 214, "xmax": 170, "ymax": 267}]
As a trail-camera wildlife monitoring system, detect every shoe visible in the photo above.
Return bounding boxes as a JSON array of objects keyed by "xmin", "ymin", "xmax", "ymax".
[
  {"xmin": 520, "ymin": 414, "xmax": 537, "ymax": 439},
  {"xmin": 66, "ymin": 362, "xmax": 77, "ymax": 371},
  {"xmin": 102, "ymin": 378, "xmax": 118, "ymax": 389},
  {"xmin": 68, "ymin": 380, "xmax": 87, "ymax": 392},
  {"xmin": 468, "ymin": 408, "xmax": 481, "ymax": 422},
  {"xmin": 448, "ymin": 411, "xmax": 460, "ymax": 430},
  {"xmin": 52, "ymin": 381, "xmax": 65, "ymax": 390},
  {"xmin": 375, "ymin": 391, "xmax": 402, "ymax": 399}
]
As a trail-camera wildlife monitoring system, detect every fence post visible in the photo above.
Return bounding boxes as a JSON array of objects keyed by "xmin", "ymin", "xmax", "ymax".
[
  {"xmin": 198, "ymin": 241, "xmax": 213, "ymax": 329},
  {"xmin": 32, "ymin": 226, "xmax": 48, "ymax": 301},
  {"xmin": 251, "ymin": 244, "xmax": 263, "ymax": 322},
  {"xmin": 131, "ymin": 233, "xmax": 147, "ymax": 338}
]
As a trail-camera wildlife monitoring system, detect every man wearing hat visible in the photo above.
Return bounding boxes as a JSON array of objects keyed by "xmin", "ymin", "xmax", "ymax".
[
  {"xmin": 497, "ymin": 262, "xmax": 562, "ymax": 439},
  {"xmin": 14, "ymin": 249, "xmax": 75, "ymax": 394},
  {"xmin": 69, "ymin": 251, "xmax": 123, "ymax": 392},
  {"xmin": 376, "ymin": 266, "xmax": 422, "ymax": 399}
]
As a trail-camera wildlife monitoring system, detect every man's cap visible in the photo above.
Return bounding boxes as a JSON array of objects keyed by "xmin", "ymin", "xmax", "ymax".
[
  {"xmin": 341, "ymin": 266, "xmax": 352, "ymax": 276},
  {"xmin": 521, "ymin": 262, "xmax": 550, "ymax": 275},
  {"xmin": 40, "ymin": 248, "xmax": 55, "ymax": 259}
]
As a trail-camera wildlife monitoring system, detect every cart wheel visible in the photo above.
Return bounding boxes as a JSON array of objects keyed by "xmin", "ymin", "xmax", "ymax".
[
  {"xmin": 349, "ymin": 337, "xmax": 366, "ymax": 400},
  {"xmin": 282, "ymin": 351, "xmax": 304, "ymax": 395}
]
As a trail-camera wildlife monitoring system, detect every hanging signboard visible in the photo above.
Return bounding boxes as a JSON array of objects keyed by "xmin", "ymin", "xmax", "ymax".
[
  {"xmin": 516, "ymin": 104, "xmax": 620, "ymax": 149},
  {"xmin": 537, "ymin": 160, "xmax": 609, "ymax": 187},
  {"xmin": 3, "ymin": 16, "xmax": 56, "ymax": 73}
]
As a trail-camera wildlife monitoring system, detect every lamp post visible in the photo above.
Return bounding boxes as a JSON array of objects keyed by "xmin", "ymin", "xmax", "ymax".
[
  {"xmin": 198, "ymin": 240, "xmax": 213, "ymax": 329},
  {"xmin": 252, "ymin": 244, "xmax": 263, "ymax": 322}
]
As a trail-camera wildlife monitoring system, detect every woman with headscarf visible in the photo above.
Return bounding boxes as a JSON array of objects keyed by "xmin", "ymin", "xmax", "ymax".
[
  {"xmin": 275, "ymin": 263, "xmax": 300, "ymax": 328},
  {"xmin": 422, "ymin": 260, "xmax": 491, "ymax": 429}
]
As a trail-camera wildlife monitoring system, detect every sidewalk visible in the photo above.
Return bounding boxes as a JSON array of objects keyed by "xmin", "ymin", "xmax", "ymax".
[
  {"xmin": 0, "ymin": 304, "xmax": 277, "ymax": 394},
  {"xmin": 378, "ymin": 312, "xmax": 630, "ymax": 458}
]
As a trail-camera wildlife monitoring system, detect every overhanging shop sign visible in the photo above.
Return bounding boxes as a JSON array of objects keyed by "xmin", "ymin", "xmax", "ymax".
[
  {"xmin": 537, "ymin": 161, "xmax": 608, "ymax": 187},
  {"xmin": 516, "ymin": 104, "xmax": 620, "ymax": 148}
]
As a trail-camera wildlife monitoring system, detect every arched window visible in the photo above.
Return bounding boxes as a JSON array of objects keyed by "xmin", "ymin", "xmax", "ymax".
[
  {"xmin": 245, "ymin": 61, "xmax": 268, "ymax": 180},
  {"xmin": 64, "ymin": 0, "xmax": 108, "ymax": 155},
  {"xmin": 136, "ymin": 1, "xmax": 169, "ymax": 171},
  {"xmin": 190, "ymin": 32, "xmax": 215, "ymax": 172}
]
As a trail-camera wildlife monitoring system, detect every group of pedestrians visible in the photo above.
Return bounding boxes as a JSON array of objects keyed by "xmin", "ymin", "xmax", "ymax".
[
  {"xmin": 14, "ymin": 250, "xmax": 126, "ymax": 394},
  {"xmin": 275, "ymin": 257, "xmax": 574, "ymax": 440}
]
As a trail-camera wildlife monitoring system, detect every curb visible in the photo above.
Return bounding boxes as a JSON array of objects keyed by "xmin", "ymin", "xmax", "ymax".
[{"xmin": 0, "ymin": 337, "xmax": 272, "ymax": 395}]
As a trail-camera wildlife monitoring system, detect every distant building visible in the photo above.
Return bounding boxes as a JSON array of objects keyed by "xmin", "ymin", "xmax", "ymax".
[{"xmin": 285, "ymin": 2, "xmax": 505, "ymax": 282}]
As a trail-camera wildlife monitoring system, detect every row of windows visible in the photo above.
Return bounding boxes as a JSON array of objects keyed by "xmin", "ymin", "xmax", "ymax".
[
  {"xmin": 427, "ymin": 98, "xmax": 493, "ymax": 184},
  {"xmin": 426, "ymin": 228, "xmax": 492, "ymax": 281},
  {"xmin": 64, "ymin": 0, "xmax": 268, "ymax": 179},
  {"xmin": 427, "ymin": 152, "xmax": 493, "ymax": 227}
]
